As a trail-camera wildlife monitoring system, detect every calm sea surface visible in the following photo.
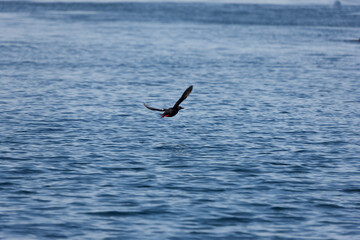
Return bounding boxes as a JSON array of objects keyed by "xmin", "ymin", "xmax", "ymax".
[{"xmin": 1, "ymin": 1, "xmax": 360, "ymax": 239}]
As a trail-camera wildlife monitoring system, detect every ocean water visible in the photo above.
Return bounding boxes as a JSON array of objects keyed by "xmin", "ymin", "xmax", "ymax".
[{"xmin": 1, "ymin": 1, "xmax": 360, "ymax": 239}]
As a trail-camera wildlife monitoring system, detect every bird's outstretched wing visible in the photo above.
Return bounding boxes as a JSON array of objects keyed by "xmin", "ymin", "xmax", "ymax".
[
  {"xmin": 143, "ymin": 103, "xmax": 165, "ymax": 112},
  {"xmin": 173, "ymin": 85, "xmax": 193, "ymax": 108}
]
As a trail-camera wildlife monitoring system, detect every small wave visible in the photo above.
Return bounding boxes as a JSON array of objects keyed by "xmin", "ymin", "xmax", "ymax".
[
  {"xmin": 85, "ymin": 208, "xmax": 170, "ymax": 217},
  {"xmin": 342, "ymin": 188, "xmax": 360, "ymax": 193},
  {"xmin": 0, "ymin": 181, "xmax": 15, "ymax": 186},
  {"xmin": 199, "ymin": 216, "xmax": 253, "ymax": 226},
  {"xmin": 85, "ymin": 211, "xmax": 134, "ymax": 217},
  {"xmin": 271, "ymin": 206, "xmax": 299, "ymax": 211},
  {"xmin": 315, "ymin": 203, "xmax": 345, "ymax": 209},
  {"xmin": 14, "ymin": 190, "xmax": 37, "ymax": 195}
]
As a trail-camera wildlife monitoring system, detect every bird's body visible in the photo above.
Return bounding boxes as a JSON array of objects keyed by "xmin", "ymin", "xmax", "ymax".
[{"xmin": 144, "ymin": 85, "xmax": 193, "ymax": 118}]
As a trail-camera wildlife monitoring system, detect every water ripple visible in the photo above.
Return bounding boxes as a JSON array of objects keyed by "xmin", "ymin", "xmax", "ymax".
[{"xmin": 1, "ymin": 2, "xmax": 360, "ymax": 239}]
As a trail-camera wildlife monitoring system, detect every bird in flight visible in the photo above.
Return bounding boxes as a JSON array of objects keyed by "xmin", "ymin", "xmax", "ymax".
[{"xmin": 144, "ymin": 85, "xmax": 193, "ymax": 118}]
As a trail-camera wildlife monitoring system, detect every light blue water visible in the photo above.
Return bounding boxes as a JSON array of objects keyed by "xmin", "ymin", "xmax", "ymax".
[{"xmin": 1, "ymin": 1, "xmax": 360, "ymax": 239}]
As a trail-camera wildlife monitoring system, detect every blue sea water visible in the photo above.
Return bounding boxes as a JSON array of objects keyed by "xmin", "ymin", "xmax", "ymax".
[{"xmin": 1, "ymin": 1, "xmax": 360, "ymax": 239}]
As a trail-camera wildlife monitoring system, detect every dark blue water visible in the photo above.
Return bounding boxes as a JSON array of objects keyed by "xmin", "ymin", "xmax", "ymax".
[{"xmin": 1, "ymin": 1, "xmax": 360, "ymax": 239}]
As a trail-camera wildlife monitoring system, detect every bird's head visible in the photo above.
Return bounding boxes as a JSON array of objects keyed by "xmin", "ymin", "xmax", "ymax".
[{"xmin": 178, "ymin": 106, "xmax": 184, "ymax": 110}]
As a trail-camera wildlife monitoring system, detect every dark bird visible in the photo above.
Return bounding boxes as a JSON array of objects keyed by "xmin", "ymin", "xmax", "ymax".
[{"xmin": 144, "ymin": 85, "xmax": 193, "ymax": 118}]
